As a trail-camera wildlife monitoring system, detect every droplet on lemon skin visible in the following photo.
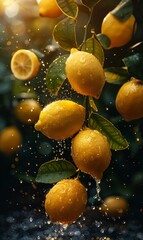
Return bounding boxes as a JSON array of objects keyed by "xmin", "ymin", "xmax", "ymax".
[
  {"xmin": 115, "ymin": 78, "xmax": 143, "ymax": 121},
  {"xmin": 65, "ymin": 50, "xmax": 105, "ymax": 99},
  {"xmin": 45, "ymin": 178, "xmax": 87, "ymax": 224},
  {"xmin": 35, "ymin": 100, "xmax": 86, "ymax": 140},
  {"xmin": 71, "ymin": 128, "xmax": 111, "ymax": 180}
]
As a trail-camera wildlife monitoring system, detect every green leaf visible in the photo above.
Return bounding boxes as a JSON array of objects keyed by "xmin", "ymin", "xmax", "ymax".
[
  {"xmin": 81, "ymin": 35, "xmax": 104, "ymax": 66},
  {"xmin": 56, "ymin": 0, "xmax": 78, "ymax": 19},
  {"xmin": 81, "ymin": 0, "xmax": 101, "ymax": 9},
  {"xmin": 111, "ymin": 0, "xmax": 133, "ymax": 21},
  {"xmin": 46, "ymin": 54, "xmax": 68, "ymax": 96},
  {"xmin": 36, "ymin": 159, "xmax": 77, "ymax": 184},
  {"xmin": 53, "ymin": 17, "xmax": 77, "ymax": 51},
  {"xmin": 88, "ymin": 112, "xmax": 129, "ymax": 150},
  {"xmin": 123, "ymin": 53, "xmax": 143, "ymax": 80},
  {"xmin": 97, "ymin": 33, "xmax": 111, "ymax": 49},
  {"xmin": 104, "ymin": 67, "xmax": 130, "ymax": 84}
]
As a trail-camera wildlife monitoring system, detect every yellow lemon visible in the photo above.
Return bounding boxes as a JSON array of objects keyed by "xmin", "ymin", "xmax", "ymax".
[
  {"xmin": 115, "ymin": 78, "xmax": 143, "ymax": 121},
  {"xmin": 0, "ymin": 126, "xmax": 22, "ymax": 155},
  {"xmin": 71, "ymin": 128, "xmax": 111, "ymax": 179},
  {"xmin": 45, "ymin": 178, "xmax": 87, "ymax": 224},
  {"xmin": 65, "ymin": 49, "xmax": 105, "ymax": 99},
  {"xmin": 15, "ymin": 99, "xmax": 42, "ymax": 125},
  {"xmin": 10, "ymin": 49, "xmax": 40, "ymax": 80},
  {"xmin": 101, "ymin": 12, "xmax": 136, "ymax": 49},
  {"xmin": 39, "ymin": 0, "xmax": 62, "ymax": 18},
  {"xmin": 35, "ymin": 99, "xmax": 86, "ymax": 140},
  {"xmin": 100, "ymin": 195, "xmax": 129, "ymax": 218}
]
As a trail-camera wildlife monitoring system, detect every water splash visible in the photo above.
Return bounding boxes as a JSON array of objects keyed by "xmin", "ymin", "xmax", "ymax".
[{"xmin": 93, "ymin": 178, "xmax": 103, "ymax": 203}]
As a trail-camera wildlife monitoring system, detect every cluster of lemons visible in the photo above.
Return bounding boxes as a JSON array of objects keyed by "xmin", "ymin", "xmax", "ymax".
[{"xmin": 1, "ymin": 0, "xmax": 142, "ymax": 225}]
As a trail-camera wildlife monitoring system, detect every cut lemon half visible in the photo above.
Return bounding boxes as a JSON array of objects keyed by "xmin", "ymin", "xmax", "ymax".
[{"xmin": 10, "ymin": 49, "xmax": 40, "ymax": 80}]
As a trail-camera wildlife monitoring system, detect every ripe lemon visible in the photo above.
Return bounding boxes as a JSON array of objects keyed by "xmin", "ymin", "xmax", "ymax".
[
  {"xmin": 10, "ymin": 49, "xmax": 40, "ymax": 80},
  {"xmin": 101, "ymin": 12, "xmax": 136, "ymax": 49},
  {"xmin": 0, "ymin": 126, "xmax": 22, "ymax": 155},
  {"xmin": 39, "ymin": 0, "xmax": 62, "ymax": 18},
  {"xmin": 45, "ymin": 178, "xmax": 87, "ymax": 224},
  {"xmin": 71, "ymin": 128, "xmax": 111, "ymax": 179},
  {"xmin": 99, "ymin": 195, "xmax": 129, "ymax": 218},
  {"xmin": 35, "ymin": 99, "xmax": 86, "ymax": 140},
  {"xmin": 115, "ymin": 78, "xmax": 143, "ymax": 121},
  {"xmin": 15, "ymin": 99, "xmax": 42, "ymax": 125},
  {"xmin": 65, "ymin": 49, "xmax": 105, "ymax": 99}
]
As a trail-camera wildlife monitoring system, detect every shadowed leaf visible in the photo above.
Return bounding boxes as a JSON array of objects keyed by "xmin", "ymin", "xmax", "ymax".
[
  {"xmin": 46, "ymin": 54, "xmax": 68, "ymax": 95},
  {"xmin": 53, "ymin": 17, "xmax": 77, "ymax": 51},
  {"xmin": 36, "ymin": 159, "xmax": 77, "ymax": 184},
  {"xmin": 104, "ymin": 67, "xmax": 130, "ymax": 84}
]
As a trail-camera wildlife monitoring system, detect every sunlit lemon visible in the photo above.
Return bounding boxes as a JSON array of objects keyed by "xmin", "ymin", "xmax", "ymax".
[
  {"xmin": 35, "ymin": 99, "xmax": 85, "ymax": 140},
  {"xmin": 65, "ymin": 49, "xmax": 105, "ymax": 99},
  {"xmin": 101, "ymin": 12, "xmax": 136, "ymax": 49},
  {"xmin": 10, "ymin": 49, "xmax": 40, "ymax": 80},
  {"xmin": 45, "ymin": 178, "xmax": 87, "ymax": 224},
  {"xmin": 115, "ymin": 78, "xmax": 143, "ymax": 121},
  {"xmin": 39, "ymin": 0, "xmax": 62, "ymax": 18},
  {"xmin": 71, "ymin": 128, "xmax": 111, "ymax": 179}
]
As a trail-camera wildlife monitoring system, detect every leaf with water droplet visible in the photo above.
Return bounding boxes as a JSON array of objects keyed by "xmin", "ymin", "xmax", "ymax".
[
  {"xmin": 104, "ymin": 67, "xmax": 130, "ymax": 84},
  {"xmin": 53, "ymin": 17, "xmax": 77, "ymax": 51},
  {"xmin": 56, "ymin": 0, "xmax": 78, "ymax": 19},
  {"xmin": 88, "ymin": 112, "xmax": 129, "ymax": 150},
  {"xmin": 46, "ymin": 54, "xmax": 68, "ymax": 96},
  {"xmin": 81, "ymin": 35, "xmax": 104, "ymax": 66},
  {"xmin": 35, "ymin": 159, "xmax": 77, "ymax": 184}
]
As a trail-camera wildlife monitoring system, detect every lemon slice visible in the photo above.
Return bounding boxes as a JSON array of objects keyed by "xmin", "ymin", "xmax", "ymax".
[{"xmin": 10, "ymin": 49, "xmax": 40, "ymax": 80}]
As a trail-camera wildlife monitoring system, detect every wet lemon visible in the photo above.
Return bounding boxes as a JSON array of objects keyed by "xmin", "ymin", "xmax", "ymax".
[
  {"xmin": 100, "ymin": 195, "xmax": 129, "ymax": 218},
  {"xmin": 39, "ymin": 0, "xmax": 62, "ymax": 18},
  {"xmin": 101, "ymin": 12, "xmax": 136, "ymax": 49},
  {"xmin": 0, "ymin": 126, "xmax": 22, "ymax": 155},
  {"xmin": 71, "ymin": 128, "xmax": 111, "ymax": 179},
  {"xmin": 10, "ymin": 49, "xmax": 40, "ymax": 80},
  {"xmin": 65, "ymin": 49, "xmax": 105, "ymax": 99},
  {"xmin": 45, "ymin": 178, "xmax": 87, "ymax": 224},
  {"xmin": 15, "ymin": 99, "xmax": 42, "ymax": 125},
  {"xmin": 35, "ymin": 99, "xmax": 85, "ymax": 140},
  {"xmin": 115, "ymin": 78, "xmax": 143, "ymax": 121}
]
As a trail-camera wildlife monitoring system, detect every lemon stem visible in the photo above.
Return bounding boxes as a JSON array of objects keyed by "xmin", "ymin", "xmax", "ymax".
[{"xmin": 82, "ymin": 7, "xmax": 94, "ymax": 50}]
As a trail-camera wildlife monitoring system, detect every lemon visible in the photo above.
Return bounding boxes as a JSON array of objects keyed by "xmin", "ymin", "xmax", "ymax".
[
  {"xmin": 10, "ymin": 49, "xmax": 40, "ymax": 80},
  {"xmin": 100, "ymin": 195, "xmax": 129, "ymax": 218},
  {"xmin": 15, "ymin": 99, "xmax": 42, "ymax": 125},
  {"xmin": 115, "ymin": 78, "xmax": 143, "ymax": 121},
  {"xmin": 35, "ymin": 99, "xmax": 86, "ymax": 140},
  {"xmin": 65, "ymin": 49, "xmax": 105, "ymax": 99},
  {"xmin": 39, "ymin": 0, "xmax": 62, "ymax": 18},
  {"xmin": 71, "ymin": 128, "xmax": 111, "ymax": 179},
  {"xmin": 45, "ymin": 178, "xmax": 87, "ymax": 224},
  {"xmin": 0, "ymin": 126, "xmax": 22, "ymax": 155},
  {"xmin": 101, "ymin": 12, "xmax": 136, "ymax": 49}
]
